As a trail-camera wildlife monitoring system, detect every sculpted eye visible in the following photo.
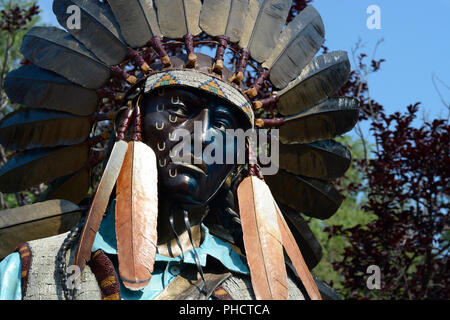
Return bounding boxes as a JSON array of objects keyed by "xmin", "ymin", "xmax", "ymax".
[
  {"xmin": 167, "ymin": 103, "xmax": 188, "ymax": 117},
  {"xmin": 213, "ymin": 119, "xmax": 231, "ymax": 131}
]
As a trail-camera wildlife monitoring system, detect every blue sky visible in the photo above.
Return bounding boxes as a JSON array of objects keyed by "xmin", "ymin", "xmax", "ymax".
[{"xmin": 36, "ymin": 0, "xmax": 450, "ymax": 123}]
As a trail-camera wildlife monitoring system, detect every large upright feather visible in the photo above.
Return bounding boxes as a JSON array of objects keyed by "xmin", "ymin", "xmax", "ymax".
[
  {"xmin": 115, "ymin": 141, "xmax": 158, "ymax": 291},
  {"xmin": 108, "ymin": 0, "xmax": 161, "ymax": 48},
  {"xmin": 199, "ymin": 0, "xmax": 250, "ymax": 42},
  {"xmin": 263, "ymin": 6, "xmax": 324, "ymax": 89},
  {"xmin": 0, "ymin": 200, "xmax": 81, "ymax": 259},
  {"xmin": 0, "ymin": 109, "xmax": 94, "ymax": 151},
  {"xmin": 274, "ymin": 201, "xmax": 322, "ymax": 300},
  {"xmin": 21, "ymin": 27, "xmax": 110, "ymax": 89},
  {"xmin": 280, "ymin": 97, "xmax": 360, "ymax": 144},
  {"xmin": 265, "ymin": 169, "xmax": 344, "ymax": 220},
  {"xmin": 53, "ymin": 0, "xmax": 128, "ymax": 65},
  {"xmin": 237, "ymin": 176, "xmax": 288, "ymax": 300},
  {"xmin": 0, "ymin": 144, "xmax": 89, "ymax": 193},
  {"xmin": 239, "ymin": 0, "xmax": 292, "ymax": 63},
  {"xmin": 4, "ymin": 65, "xmax": 99, "ymax": 116},
  {"xmin": 75, "ymin": 140, "xmax": 129, "ymax": 272},
  {"xmin": 275, "ymin": 51, "xmax": 351, "ymax": 115},
  {"xmin": 154, "ymin": 0, "xmax": 202, "ymax": 39},
  {"xmin": 279, "ymin": 139, "xmax": 352, "ymax": 180}
]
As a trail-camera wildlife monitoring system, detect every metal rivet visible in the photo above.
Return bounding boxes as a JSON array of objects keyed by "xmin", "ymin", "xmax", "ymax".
[
  {"xmin": 169, "ymin": 169, "xmax": 178, "ymax": 178},
  {"xmin": 157, "ymin": 142, "xmax": 166, "ymax": 151},
  {"xmin": 169, "ymin": 115, "xmax": 178, "ymax": 123},
  {"xmin": 156, "ymin": 122, "xmax": 165, "ymax": 130},
  {"xmin": 156, "ymin": 104, "xmax": 165, "ymax": 112}
]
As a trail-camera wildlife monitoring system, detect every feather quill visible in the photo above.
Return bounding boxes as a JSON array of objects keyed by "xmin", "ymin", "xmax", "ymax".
[
  {"xmin": 263, "ymin": 6, "xmax": 324, "ymax": 89},
  {"xmin": 108, "ymin": 0, "xmax": 161, "ymax": 48},
  {"xmin": 75, "ymin": 140, "xmax": 129, "ymax": 272},
  {"xmin": 274, "ymin": 201, "xmax": 322, "ymax": 300},
  {"xmin": 265, "ymin": 169, "xmax": 344, "ymax": 220},
  {"xmin": 200, "ymin": 0, "xmax": 250, "ymax": 42},
  {"xmin": 154, "ymin": 0, "xmax": 202, "ymax": 39},
  {"xmin": 53, "ymin": 0, "xmax": 128, "ymax": 65},
  {"xmin": 275, "ymin": 51, "xmax": 351, "ymax": 116},
  {"xmin": 21, "ymin": 27, "xmax": 110, "ymax": 89},
  {"xmin": 237, "ymin": 176, "xmax": 288, "ymax": 300},
  {"xmin": 4, "ymin": 65, "xmax": 99, "ymax": 116},
  {"xmin": 115, "ymin": 141, "xmax": 158, "ymax": 291},
  {"xmin": 239, "ymin": 0, "xmax": 292, "ymax": 63},
  {"xmin": 279, "ymin": 97, "xmax": 360, "ymax": 144}
]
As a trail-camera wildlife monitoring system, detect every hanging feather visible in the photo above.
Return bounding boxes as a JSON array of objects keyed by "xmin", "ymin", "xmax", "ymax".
[
  {"xmin": 199, "ymin": 0, "xmax": 250, "ymax": 42},
  {"xmin": 108, "ymin": 0, "xmax": 161, "ymax": 48},
  {"xmin": 53, "ymin": 0, "xmax": 128, "ymax": 66},
  {"xmin": 0, "ymin": 200, "xmax": 81, "ymax": 259},
  {"xmin": 237, "ymin": 176, "xmax": 288, "ymax": 300},
  {"xmin": 265, "ymin": 169, "xmax": 344, "ymax": 220},
  {"xmin": 263, "ymin": 6, "xmax": 325, "ymax": 89},
  {"xmin": 278, "ymin": 203, "xmax": 322, "ymax": 269},
  {"xmin": 239, "ymin": 0, "xmax": 292, "ymax": 63},
  {"xmin": 75, "ymin": 139, "xmax": 129, "ymax": 272},
  {"xmin": 0, "ymin": 109, "xmax": 103, "ymax": 151},
  {"xmin": 279, "ymin": 139, "xmax": 352, "ymax": 180},
  {"xmin": 4, "ymin": 65, "xmax": 99, "ymax": 116},
  {"xmin": 273, "ymin": 201, "xmax": 322, "ymax": 300},
  {"xmin": 115, "ymin": 140, "xmax": 158, "ymax": 291},
  {"xmin": 279, "ymin": 97, "xmax": 360, "ymax": 144},
  {"xmin": 154, "ymin": 0, "xmax": 202, "ymax": 39},
  {"xmin": 275, "ymin": 51, "xmax": 351, "ymax": 116},
  {"xmin": 0, "ymin": 144, "xmax": 90, "ymax": 193},
  {"xmin": 21, "ymin": 27, "xmax": 110, "ymax": 89}
]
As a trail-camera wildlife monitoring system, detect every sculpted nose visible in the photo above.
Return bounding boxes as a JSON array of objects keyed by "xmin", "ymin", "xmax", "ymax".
[{"xmin": 197, "ymin": 108, "xmax": 210, "ymax": 144}]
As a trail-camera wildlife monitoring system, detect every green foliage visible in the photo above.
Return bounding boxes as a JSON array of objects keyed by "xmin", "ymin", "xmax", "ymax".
[{"xmin": 309, "ymin": 135, "xmax": 376, "ymax": 291}]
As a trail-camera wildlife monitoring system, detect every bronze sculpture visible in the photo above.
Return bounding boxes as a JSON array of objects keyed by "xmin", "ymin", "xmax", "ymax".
[{"xmin": 0, "ymin": 0, "xmax": 358, "ymax": 300}]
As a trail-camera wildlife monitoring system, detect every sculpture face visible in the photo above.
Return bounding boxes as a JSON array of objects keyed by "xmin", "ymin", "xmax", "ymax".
[{"xmin": 141, "ymin": 86, "xmax": 246, "ymax": 207}]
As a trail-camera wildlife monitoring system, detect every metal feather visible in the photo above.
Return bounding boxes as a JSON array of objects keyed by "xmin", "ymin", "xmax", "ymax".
[
  {"xmin": 115, "ymin": 141, "xmax": 158, "ymax": 291},
  {"xmin": 237, "ymin": 176, "xmax": 288, "ymax": 300},
  {"xmin": 278, "ymin": 204, "xmax": 322, "ymax": 269},
  {"xmin": 263, "ymin": 6, "xmax": 325, "ymax": 89},
  {"xmin": 0, "ymin": 109, "xmax": 93, "ymax": 151},
  {"xmin": 53, "ymin": 0, "xmax": 128, "ymax": 65},
  {"xmin": 21, "ymin": 27, "xmax": 110, "ymax": 89},
  {"xmin": 0, "ymin": 144, "xmax": 89, "ymax": 193},
  {"xmin": 279, "ymin": 97, "xmax": 360, "ymax": 144},
  {"xmin": 239, "ymin": 0, "xmax": 292, "ymax": 63},
  {"xmin": 0, "ymin": 200, "xmax": 81, "ymax": 259},
  {"xmin": 265, "ymin": 169, "xmax": 344, "ymax": 220},
  {"xmin": 275, "ymin": 51, "xmax": 351, "ymax": 115},
  {"xmin": 108, "ymin": 0, "xmax": 161, "ymax": 48},
  {"xmin": 274, "ymin": 201, "xmax": 322, "ymax": 300},
  {"xmin": 75, "ymin": 140, "xmax": 129, "ymax": 272},
  {"xmin": 279, "ymin": 139, "xmax": 352, "ymax": 180},
  {"xmin": 199, "ymin": 0, "xmax": 250, "ymax": 42},
  {"xmin": 154, "ymin": 0, "xmax": 202, "ymax": 39},
  {"xmin": 4, "ymin": 65, "xmax": 99, "ymax": 116},
  {"xmin": 38, "ymin": 168, "xmax": 91, "ymax": 205}
]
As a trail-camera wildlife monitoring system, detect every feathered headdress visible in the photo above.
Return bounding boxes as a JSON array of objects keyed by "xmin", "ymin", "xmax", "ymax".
[{"xmin": 0, "ymin": 0, "xmax": 359, "ymax": 299}]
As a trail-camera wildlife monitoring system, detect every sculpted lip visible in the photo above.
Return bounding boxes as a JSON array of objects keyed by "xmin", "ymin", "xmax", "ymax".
[{"xmin": 169, "ymin": 153, "xmax": 208, "ymax": 176}]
